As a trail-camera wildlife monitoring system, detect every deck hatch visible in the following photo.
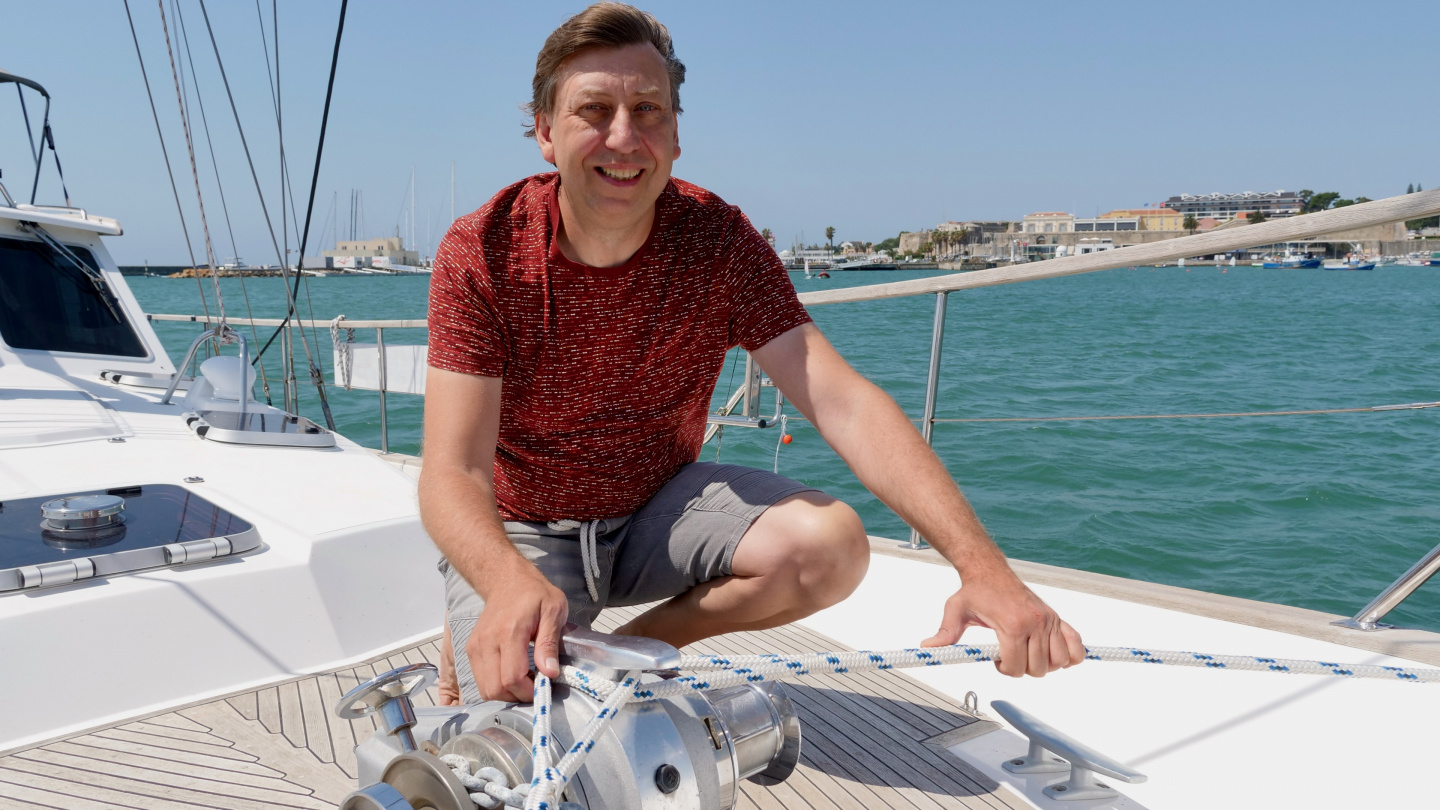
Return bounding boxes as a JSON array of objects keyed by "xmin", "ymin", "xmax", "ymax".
[{"xmin": 0, "ymin": 483, "xmax": 259, "ymax": 593}]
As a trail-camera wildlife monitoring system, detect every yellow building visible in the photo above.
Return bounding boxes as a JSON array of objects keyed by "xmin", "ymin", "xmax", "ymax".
[
  {"xmin": 1098, "ymin": 208, "xmax": 1183, "ymax": 231},
  {"xmin": 1022, "ymin": 212, "xmax": 1075, "ymax": 234}
]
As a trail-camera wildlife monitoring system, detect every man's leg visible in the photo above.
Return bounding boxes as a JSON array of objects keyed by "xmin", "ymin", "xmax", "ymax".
[
  {"xmin": 613, "ymin": 485, "xmax": 870, "ymax": 649},
  {"xmin": 441, "ymin": 523, "xmax": 617, "ymax": 704}
]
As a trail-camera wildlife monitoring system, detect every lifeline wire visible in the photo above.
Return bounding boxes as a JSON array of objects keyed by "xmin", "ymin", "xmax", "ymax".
[{"xmin": 776, "ymin": 399, "xmax": 1440, "ymax": 426}]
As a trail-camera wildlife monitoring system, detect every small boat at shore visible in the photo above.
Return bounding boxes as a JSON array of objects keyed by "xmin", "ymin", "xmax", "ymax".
[
  {"xmin": 1323, "ymin": 259, "xmax": 1376, "ymax": 271},
  {"xmin": 831, "ymin": 255, "xmax": 898, "ymax": 271},
  {"xmin": 1262, "ymin": 253, "xmax": 1322, "ymax": 269}
]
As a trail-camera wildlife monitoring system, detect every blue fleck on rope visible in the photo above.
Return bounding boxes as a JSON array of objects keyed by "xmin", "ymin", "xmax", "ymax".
[
  {"xmin": 476, "ymin": 642, "xmax": 1440, "ymax": 809},
  {"xmin": 523, "ymin": 670, "xmax": 638, "ymax": 810}
]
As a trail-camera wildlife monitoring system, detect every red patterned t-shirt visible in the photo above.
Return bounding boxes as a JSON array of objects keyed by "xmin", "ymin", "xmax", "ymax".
[{"xmin": 427, "ymin": 173, "xmax": 812, "ymax": 521}]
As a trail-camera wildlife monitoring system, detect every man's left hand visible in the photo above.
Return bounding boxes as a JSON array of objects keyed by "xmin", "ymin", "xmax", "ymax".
[{"xmin": 920, "ymin": 569, "xmax": 1085, "ymax": 677}]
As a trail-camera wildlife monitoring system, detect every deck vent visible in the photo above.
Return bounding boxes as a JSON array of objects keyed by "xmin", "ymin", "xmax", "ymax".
[{"xmin": 41, "ymin": 494, "xmax": 125, "ymax": 532}]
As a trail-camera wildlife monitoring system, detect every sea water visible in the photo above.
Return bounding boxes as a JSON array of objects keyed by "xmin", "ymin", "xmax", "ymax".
[{"xmin": 129, "ymin": 267, "xmax": 1440, "ymax": 632}]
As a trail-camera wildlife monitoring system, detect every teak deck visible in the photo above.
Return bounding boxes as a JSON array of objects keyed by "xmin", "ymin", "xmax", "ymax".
[{"xmin": 0, "ymin": 605, "xmax": 1027, "ymax": 810}]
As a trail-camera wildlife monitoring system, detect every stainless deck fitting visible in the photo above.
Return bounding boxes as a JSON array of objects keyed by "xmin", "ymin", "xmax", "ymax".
[{"xmin": 340, "ymin": 629, "xmax": 803, "ymax": 810}]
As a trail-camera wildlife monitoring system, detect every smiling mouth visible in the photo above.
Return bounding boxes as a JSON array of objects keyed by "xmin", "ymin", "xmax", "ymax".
[{"xmin": 596, "ymin": 166, "xmax": 642, "ymax": 181}]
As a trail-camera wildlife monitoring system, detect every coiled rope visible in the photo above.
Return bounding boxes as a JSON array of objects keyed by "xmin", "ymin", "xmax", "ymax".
[
  {"xmin": 493, "ymin": 642, "xmax": 1440, "ymax": 809},
  {"xmin": 330, "ymin": 315, "xmax": 355, "ymax": 390}
]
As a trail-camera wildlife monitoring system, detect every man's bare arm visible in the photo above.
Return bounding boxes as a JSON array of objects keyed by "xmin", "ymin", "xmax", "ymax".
[
  {"xmin": 752, "ymin": 323, "xmax": 1085, "ymax": 677},
  {"xmin": 418, "ymin": 368, "xmax": 569, "ymax": 701}
]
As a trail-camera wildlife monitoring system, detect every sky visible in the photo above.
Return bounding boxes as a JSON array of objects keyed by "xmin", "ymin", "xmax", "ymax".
[{"xmin": 2, "ymin": 0, "xmax": 1436, "ymax": 265}]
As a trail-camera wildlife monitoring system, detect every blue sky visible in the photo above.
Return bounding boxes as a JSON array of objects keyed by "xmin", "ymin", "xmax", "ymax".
[{"xmin": 3, "ymin": 0, "xmax": 1436, "ymax": 264}]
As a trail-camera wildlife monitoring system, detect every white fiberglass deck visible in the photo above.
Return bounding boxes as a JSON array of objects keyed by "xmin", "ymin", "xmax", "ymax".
[{"xmin": 809, "ymin": 545, "xmax": 1440, "ymax": 810}]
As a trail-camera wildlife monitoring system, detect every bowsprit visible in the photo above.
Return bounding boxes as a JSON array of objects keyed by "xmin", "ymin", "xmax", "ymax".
[{"xmin": 334, "ymin": 628, "xmax": 801, "ymax": 810}]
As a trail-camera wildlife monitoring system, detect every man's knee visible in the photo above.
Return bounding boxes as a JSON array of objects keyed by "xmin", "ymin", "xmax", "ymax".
[{"xmin": 740, "ymin": 492, "xmax": 870, "ymax": 607}]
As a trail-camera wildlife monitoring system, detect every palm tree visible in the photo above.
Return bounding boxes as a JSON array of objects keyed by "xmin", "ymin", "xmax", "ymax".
[
  {"xmin": 760, "ymin": 228, "xmax": 774, "ymax": 245},
  {"xmin": 825, "ymin": 226, "xmax": 836, "ymax": 254},
  {"xmin": 1183, "ymin": 214, "xmax": 1198, "ymax": 235}
]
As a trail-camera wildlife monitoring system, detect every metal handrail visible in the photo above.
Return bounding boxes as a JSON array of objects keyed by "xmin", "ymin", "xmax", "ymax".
[{"xmin": 161, "ymin": 325, "xmax": 249, "ymax": 429}]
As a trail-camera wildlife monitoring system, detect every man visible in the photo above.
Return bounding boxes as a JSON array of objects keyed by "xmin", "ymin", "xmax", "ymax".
[{"xmin": 422, "ymin": 2, "xmax": 1083, "ymax": 705}]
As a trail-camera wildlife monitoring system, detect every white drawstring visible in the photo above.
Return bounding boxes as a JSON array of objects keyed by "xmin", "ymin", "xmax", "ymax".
[{"xmin": 546, "ymin": 519, "xmax": 602, "ymax": 602}]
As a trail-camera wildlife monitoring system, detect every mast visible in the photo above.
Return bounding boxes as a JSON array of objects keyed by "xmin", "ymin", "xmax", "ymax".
[{"xmin": 450, "ymin": 161, "xmax": 455, "ymax": 226}]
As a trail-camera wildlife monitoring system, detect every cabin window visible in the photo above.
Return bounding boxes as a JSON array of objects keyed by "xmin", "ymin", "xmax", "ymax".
[{"xmin": 0, "ymin": 236, "xmax": 146, "ymax": 357}]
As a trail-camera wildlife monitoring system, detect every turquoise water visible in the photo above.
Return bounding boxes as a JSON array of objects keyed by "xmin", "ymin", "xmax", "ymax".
[{"xmin": 130, "ymin": 267, "xmax": 1440, "ymax": 631}]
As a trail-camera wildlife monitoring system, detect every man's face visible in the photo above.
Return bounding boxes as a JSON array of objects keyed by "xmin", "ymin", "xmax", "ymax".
[{"xmin": 536, "ymin": 42, "xmax": 681, "ymax": 226}]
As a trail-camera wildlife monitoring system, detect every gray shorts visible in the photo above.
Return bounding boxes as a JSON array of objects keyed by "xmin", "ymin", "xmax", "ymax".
[{"xmin": 441, "ymin": 462, "xmax": 817, "ymax": 704}]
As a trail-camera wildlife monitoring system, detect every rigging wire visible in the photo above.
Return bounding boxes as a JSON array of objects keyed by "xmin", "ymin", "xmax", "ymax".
[
  {"xmin": 121, "ymin": 0, "xmax": 211, "ymax": 323},
  {"xmin": 194, "ymin": 0, "xmax": 336, "ymax": 429},
  {"xmin": 249, "ymin": 0, "xmax": 349, "ymax": 434},
  {"xmin": 254, "ymin": 0, "xmax": 327, "ymax": 373},
  {"xmin": 275, "ymin": 0, "xmax": 329, "ymax": 368},
  {"xmin": 173, "ymin": 0, "xmax": 274, "ymax": 404},
  {"xmin": 254, "ymin": 0, "xmax": 304, "ymax": 253},
  {"xmin": 156, "ymin": 0, "xmax": 224, "ymax": 322}
]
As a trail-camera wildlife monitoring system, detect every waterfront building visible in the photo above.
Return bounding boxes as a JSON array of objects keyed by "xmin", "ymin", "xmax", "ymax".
[
  {"xmin": 1099, "ymin": 207, "xmax": 1183, "ymax": 231},
  {"xmin": 1022, "ymin": 212, "xmax": 1074, "ymax": 234},
  {"xmin": 1074, "ymin": 215, "xmax": 1139, "ymax": 233},
  {"xmin": 323, "ymin": 237, "xmax": 420, "ymax": 266},
  {"xmin": 1161, "ymin": 191, "xmax": 1303, "ymax": 221}
]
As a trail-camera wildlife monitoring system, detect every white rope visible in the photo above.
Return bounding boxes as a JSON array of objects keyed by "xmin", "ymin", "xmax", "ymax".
[
  {"xmin": 451, "ymin": 641, "xmax": 1440, "ymax": 809},
  {"xmin": 329, "ymin": 315, "xmax": 354, "ymax": 391},
  {"xmin": 519, "ymin": 670, "xmax": 638, "ymax": 810},
  {"xmin": 547, "ymin": 520, "xmax": 602, "ymax": 602},
  {"xmin": 440, "ymin": 754, "xmax": 531, "ymax": 809}
]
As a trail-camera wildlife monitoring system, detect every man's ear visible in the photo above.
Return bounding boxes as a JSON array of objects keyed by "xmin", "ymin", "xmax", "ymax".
[
  {"xmin": 672, "ymin": 119, "xmax": 681, "ymax": 161},
  {"xmin": 535, "ymin": 112, "xmax": 557, "ymax": 165}
]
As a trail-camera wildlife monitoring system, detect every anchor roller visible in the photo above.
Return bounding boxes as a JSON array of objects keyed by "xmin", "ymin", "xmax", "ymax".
[{"xmin": 335, "ymin": 628, "xmax": 801, "ymax": 810}]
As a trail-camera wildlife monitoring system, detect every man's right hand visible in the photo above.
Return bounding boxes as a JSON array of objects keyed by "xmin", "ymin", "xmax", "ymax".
[{"xmin": 467, "ymin": 568, "xmax": 570, "ymax": 702}]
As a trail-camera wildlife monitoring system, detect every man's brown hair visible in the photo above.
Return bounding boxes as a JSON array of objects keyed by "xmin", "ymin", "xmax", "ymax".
[{"xmin": 524, "ymin": 3, "xmax": 686, "ymax": 138}]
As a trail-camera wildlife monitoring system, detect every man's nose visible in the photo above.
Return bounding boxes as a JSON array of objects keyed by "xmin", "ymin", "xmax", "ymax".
[{"xmin": 605, "ymin": 108, "xmax": 642, "ymax": 154}]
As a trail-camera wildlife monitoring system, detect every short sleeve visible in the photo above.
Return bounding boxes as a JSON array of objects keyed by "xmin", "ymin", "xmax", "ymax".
[
  {"xmin": 723, "ymin": 214, "xmax": 812, "ymax": 351},
  {"xmin": 426, "ymin": 223, "xmax": 508, "ymax": 377}
]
